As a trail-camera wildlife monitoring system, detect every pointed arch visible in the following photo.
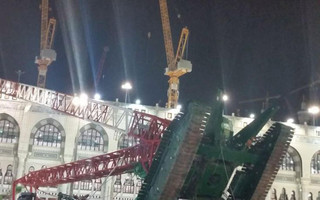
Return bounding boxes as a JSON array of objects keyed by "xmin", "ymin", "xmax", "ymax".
[
  {"xmin": 311, "ymin": 150, "xmax": 320, "ymax": 174},
  {"xmin": 0, "ymin": 113, "xmax": 20, "ymax": 143},
  {"xmin": 287, "ymin": 146, "xmax": 303, "ymax": 177},
  {"xmin": 76, "ymin": 123, "xmax": 108, "ymax": 152},
  {"xmin": 29, "ymin": 118, "xmax": 66, "ymax": 152}
]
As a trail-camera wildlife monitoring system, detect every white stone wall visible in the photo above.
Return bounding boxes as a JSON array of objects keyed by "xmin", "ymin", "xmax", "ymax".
[{"xmin": 1, "ymin": 98, "xmax": 320, "ymax": 199}]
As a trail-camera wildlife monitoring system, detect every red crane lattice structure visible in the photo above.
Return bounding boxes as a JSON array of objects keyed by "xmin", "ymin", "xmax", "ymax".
[{"xmin": 0, "ymin": 78, "xmax": 170, "ymax": 200}]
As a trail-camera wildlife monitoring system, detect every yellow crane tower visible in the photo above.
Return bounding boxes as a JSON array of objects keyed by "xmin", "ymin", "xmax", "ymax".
[
  {"xmin": 35, "ymin": 0, "xmax": 57, "ymax": 88},
  {"xmin": 159, "ymin": 0, "xmax": 192, "ymax": 108}
]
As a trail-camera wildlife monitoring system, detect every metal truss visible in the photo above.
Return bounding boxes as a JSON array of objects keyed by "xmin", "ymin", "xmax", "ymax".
[
  {"xmin": 0, "ymin": 78, "xmax": 132, "ymax": 133},
  {"xmin": 0, "ymin": 78, "xmax": 171, "ymax": 199}
]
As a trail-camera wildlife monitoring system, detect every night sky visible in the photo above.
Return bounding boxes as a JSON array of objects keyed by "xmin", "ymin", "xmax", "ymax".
[{"xmin": 1, "ymin": 0, "xmax": 320, "ymax": 122}]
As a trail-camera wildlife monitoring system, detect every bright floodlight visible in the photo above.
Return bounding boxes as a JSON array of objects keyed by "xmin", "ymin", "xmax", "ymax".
[
  {"xmin": 79, "ymin": 93, "xmax": 88, "ymax": 106},
  {"xmin": 222, "ymin": 94, "xmax": 229, "ymax": 102},
  {"xmin": 121, "ymin": 82, "xmax": 132, "ymax": 90},
  {"xmin": 135, "ymin": 99, "xmax": 141, "ymax": 105},
  {"xmin": 287, "ymin": 118, "xmax": 294, "ymax": 123},
  {"xmin": 308, "ymin": 106, "xmax": 320, "ymax": 115},
  {"xmin": 5, "ymin": 82, "xmax": 10, "ymax": 88},
  {"xmin": 94, "ymin": 93, "xmax": 101, "ymax": 100},
  {"xmin": 177, "ymin": 104, "xmax": 182, "ymax": 110},
  {"xmin": 72, "ymin": 96, "xmax": 80, "ymax": 106},
  {"xmin": 249, "ymin": 113, "xmax": 255, "ymax": 119}
]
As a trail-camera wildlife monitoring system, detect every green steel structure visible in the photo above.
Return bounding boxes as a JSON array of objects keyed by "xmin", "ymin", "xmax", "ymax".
[{"xmin": 137, "ymin": 93, "xmax": 294, "ymax": 200}]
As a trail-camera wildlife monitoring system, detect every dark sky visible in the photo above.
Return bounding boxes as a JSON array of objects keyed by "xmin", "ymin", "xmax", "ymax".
[{"xmin": 1, "ymin": 0, "xmax": 320, "ymax": 121}]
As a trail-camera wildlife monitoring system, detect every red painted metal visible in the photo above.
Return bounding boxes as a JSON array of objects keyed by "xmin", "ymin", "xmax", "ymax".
[
  {"xmin": 0, "ymin": 78, "xmax": 132, "ymax": 134},
  {"xmin": 128, "ymin": 111, "xmax": 169, "ymax": 170},
  {"xmin": 15, "ymin": 146, "xmax": 140, "ymax": 187},
  {"xmin": 0, "ymin": 78, "xmax": 171, "ymax": 199},
  {"xmin": 11, "ymin": 107, "xmax": 170, "ymax": 199}
]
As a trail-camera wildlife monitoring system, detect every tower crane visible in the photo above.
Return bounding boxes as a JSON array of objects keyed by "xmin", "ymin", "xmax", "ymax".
[
  {"xmin": 159, "ymin": 0, "xmax": 192, "ymax": 108},
  {"xmin": 35, "ymin": 0, "xmax": 57, "ymax": 88},
  {"xmin": 0, "ymin": 78, "xmax": 293, "ymax": 200}
]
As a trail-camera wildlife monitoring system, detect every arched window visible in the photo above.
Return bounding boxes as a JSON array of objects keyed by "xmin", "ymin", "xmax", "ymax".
[
  {"xmin": 28, "ymin": 166, "xmax": 35, "ymax": 173},
  {"xmin": 34, "ymin": 124, "xmax": 62, "ymax": 147},
  {"xmin": 41, "ymin": 165, "xmax": 47, "ymax": 169},
  {"xmin": 78, "ymin": 128, "xmax": 104, "ymax": 151},
  {"xmin": 311, "ymin": 151, "xmax": 320, "ymax": 174},
  {"xmin": 290, "ymin": 190, "xmax": 296, "ymax": 200},
  {"xmin": 113, "ymin": 175, "xmax": 122, "ymax": 193},
  {"xmin": 94, "ymin": 178, "xmax": 102, "ymax": 191},
  {"xmin": 281, "ymin": 152, "xmax": 295, "ymax": 171},
  {"xmin": 3, "ymin": 165, "xmax": 13, "ymax": 185},
  {"xmin": 308, "ymin": 192, "xmax": 313, "ymax": 200},
  {"xmin": 118, "ymin": 134, "xmax": 137, "ymax": 149},
  {"xmin": 0, "ymin": 168, "xmax": 3, "ymax": 184},
  {"xmin": 123, "ymin": 175, "xmax": 134, "ymax": 194},
  {"xmin": 136, "ymin": 178, "xmax": 142, "ymax": 194},
  {"xmin": 270, "ymin": 188, "xmax": 277, "ymax": 200},
  {"xmin": 0, "ymin": 119, "xmax": 18, "ymax": 143},
  {"xmin": 80, "ymin": 180, "xmax": 92, "ymax": 190},
  {"xmin": 279, "ymin": 188, "xmax": 288, "ymax": 200}
]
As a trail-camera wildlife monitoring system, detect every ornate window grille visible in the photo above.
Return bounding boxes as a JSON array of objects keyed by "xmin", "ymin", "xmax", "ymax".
[
  {"xmin": 311, "ymin": 151, "xmax": 320, "ymax": 174},
  {"xmin": 113, "ymin": 175, "xmax": 122, "ymax": 193},
  {"xmin": 123, "ymin": 177, "xmax": 134, "ymax": 194},
  {"xmin": 77, "ymin": 128, "xmax": 104, "ymax": 151},
  {"xmin": 94, "ymin": 178, "xmax": 102, "ymax": 191},
  {"xmin": 281, "ymin": 152, "xmax": 295, "ymax": 171},
  {"xmin": 80, "ymin": 180, "xmax": 92, "ymax": 190},
  {"xmin": 0, "ymin": 119, "xmax": 17, "ymax": 143},
  {"xmin": 34, "ymin": 124, "xmax": 62, "ymax": 147},
  {"xmin": 136, "ymin": 178, "xmax": 142, "ymax": 194},
  {"xmin": 118, "ymin": 134, "xmax": 137, "ymax": 149}
]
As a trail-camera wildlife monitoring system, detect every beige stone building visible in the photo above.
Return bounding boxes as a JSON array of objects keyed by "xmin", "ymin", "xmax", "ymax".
[{"xmin": 0, "ymin": 92, "xmax": 319, "ymax": 200}]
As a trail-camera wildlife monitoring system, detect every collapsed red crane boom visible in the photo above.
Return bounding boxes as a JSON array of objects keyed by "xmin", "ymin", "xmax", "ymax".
[{"xmin": 0, "ymin": 78, "xmax": 171, "ymax": 199}]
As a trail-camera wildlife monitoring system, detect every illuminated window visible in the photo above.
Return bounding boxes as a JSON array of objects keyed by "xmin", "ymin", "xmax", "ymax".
[
  {"xmin": 123, "ymin": 176, "xmax": 134, "ymax": 194},
  {"xmin": 80, "ymin": 180, "xmax": 92, "ymax": 190},
  {"xmin": 94, "ymin": 178, "xmax": 102, "ymax": 191},
  {"xmin": 311, "ymin": 151, "xmax": 320, "ymax": 174},
  {"xmin": 0, "ymin": 169, "xmax": 3, "ymax": 184},
  {"xmin": 78, "ymin": 128, "xmax": 104, "ymax": 151},
  {"xmin": 34, "ymin": 124, "xmax": 62, "ymax": 147},
  {"xmin": 113, "ymin": 175, "xmax": 122, "ymax": 193},
  {"xmin": 141, "ymin": 109, "xmax": 146, "ymax": 113},
  {"xmin": 3, "ymin": 165, "xmax": 13, "ymax": 185},
  {"xmin": 281, "ymin": 152, "xmax": 295, "ymax": 171},
  {"xmin": 0, "ymin": 119, "xmax": 18, "ymax": 143},
  {"xmin": 136, "ymin": 178, "xmax": 142, "ymax": 194},
  {"xmin": 118, "ymin": 134, "xmax": 137, "ymax": 149},
  {"xmin": 167, "ymin": 113, "xmax": 172, "ymax": 119}
]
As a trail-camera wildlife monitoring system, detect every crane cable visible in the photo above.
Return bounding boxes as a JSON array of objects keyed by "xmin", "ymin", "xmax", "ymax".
[{"xmin": 88, "ymin": 155, "xmax": 125, "ymax": 199}]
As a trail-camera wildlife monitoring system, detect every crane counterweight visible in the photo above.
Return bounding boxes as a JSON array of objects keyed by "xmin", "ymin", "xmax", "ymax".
[
  {"xmin": 159, "ymin": 0, "xmax": 192, "ymax": 108},
  {"xmin": 36, "ymin": 0, "xmax": 57, "ymax": 88}
]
